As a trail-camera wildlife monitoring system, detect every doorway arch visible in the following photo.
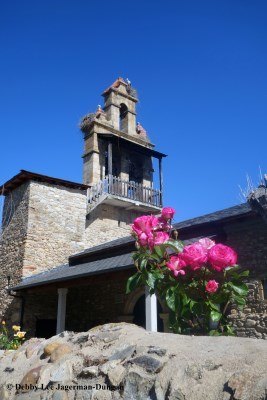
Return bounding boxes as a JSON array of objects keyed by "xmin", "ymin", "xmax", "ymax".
[{"xmin": 123, "ymin": 287, "xmax": 167, "ymax": 332}]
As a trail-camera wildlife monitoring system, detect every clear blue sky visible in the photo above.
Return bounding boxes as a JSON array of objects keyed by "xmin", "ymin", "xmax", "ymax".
[{"xmin": 0, "ymin": 0, "xmax": 266, "ymax": 222}]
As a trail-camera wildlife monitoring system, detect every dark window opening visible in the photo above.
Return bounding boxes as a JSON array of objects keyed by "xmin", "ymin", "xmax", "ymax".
[
  {"xmin": 119, "ymin": 103, "xmax": 128, "ymax": 131},
  {"xmin": 35, "ymin": 319, "xmax": 57, "ymax": 339}
]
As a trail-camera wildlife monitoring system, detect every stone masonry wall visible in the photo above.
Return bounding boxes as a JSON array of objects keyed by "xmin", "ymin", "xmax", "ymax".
[
  {"xmin": 84, "ymin": 203, "xmax": 144, "ymax": 248},
  {"xmin": 23, "ymin": 181, "xmax": 87, "ymax": 276},
  {"xmin": 225, "ymin": 218, "xmax": 267, "ymax": 339},
  {"xmin": 228, "ymin": 280, "xmax": 267, "ymax": 339},
  {"xmin": 0, "ymin": 182, "xmax": 30, "ymax": 320},
  {"xmin": 65, "ymin": 270, "xmax": 133, "ymax": 332}
]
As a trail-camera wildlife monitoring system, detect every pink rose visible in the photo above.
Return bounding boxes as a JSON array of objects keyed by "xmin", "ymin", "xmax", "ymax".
[
  {"xmin": 199, "ymin": 238, "xmax": 215, "ymax": 250},
  {"xmin": 138, "ymin": 232, "xmax": 153, "ymax": 247},
  {"xmin": 205, "ymin": 280, "xmax": 219, "ymax": 293},
  {"xmin": 180, "ymin": 243, "xmax": 208, "ymax": 270},
  {"xmin": 157, "ymin": 216, "xmax": 172, "ymax": 231},
  {"xmin": 208, "ymin": 244, "xmax": 237, "ymax": 271},
  {"xmin": 132, "ymin": 215, "xmax": 159, "ymax": 236},
  {"xmin": 150, "ymin": 231, "xmax": 170, "ymax": 247},
  {"xmin": 161, "ymin": 207, "xmax": 175, "ymax": 220},
  {"xmin": 166, "ymin": 255, "xmax": 186, "ymax": 277}
]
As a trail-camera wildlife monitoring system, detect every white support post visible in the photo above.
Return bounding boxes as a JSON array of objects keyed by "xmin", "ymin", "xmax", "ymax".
[
  {"xmin": 145, "ymin": 286, "xmax": 158, "ymax": 332},
  {"xmin": 56, "ymin": 288, "xmax": 68, "ymax": 334}
]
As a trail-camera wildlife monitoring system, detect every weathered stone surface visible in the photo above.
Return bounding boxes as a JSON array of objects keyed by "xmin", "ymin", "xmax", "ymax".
[
  {"xmin": 130, "ymin": 355, "xmax": 165, "ymax": 373},
  {"xmin": 25, "ymin": 339, "xmax": 44, "ymax": 359},
  {"xmin": 147, "ymin": 345, "xmax": 167, "ymax": 357},
  {"xmin": 50, "ymin": 360, "xmax": 73, "ymax": 382},
  {"xmin": 107, "ymin": 364, "xmax": 126, "ymax": 386},
  {"xmin": 123, "ymin": 369, "xmax": 155, "ymax": 399},
  {"xmin": 109, "ymin": 345, "xmax": 136, "ymax": 361},
  {"xmin": 4, "ymin": 366, "xmax": 14, "ymax": 372},
  {"xmin": 0, "ymin": 386, "xmax": 10, "ymax": 400},
  {"xmin": 79, "ymin": 366, "xmax": 99, "ymax": 378},
  {"xmin": 19, "ymin": 366, "xmax": 43, "ymax": 392},
  {"xmin": 0, "ymin": 323, "xmax": 266, "ymax": 400},
  {"xmin": 50, "ymin": 344, "xmax": 72, "ymax": 362},
  {"xmin": 43, "ymin": 342, "xmax": 61, "ymax": 357}
]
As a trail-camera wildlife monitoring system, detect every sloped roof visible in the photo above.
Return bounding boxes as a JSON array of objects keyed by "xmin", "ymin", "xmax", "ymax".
[
  {"xmin": 12, "ymin": 253, "xmax": 134, "ymax": 290},
  {"xmin": 0, "ymin": 170, "xmax": 89, "ymax": 195},
  {"xmin": 11, "ymin": 202, "xmax": 256, "ymax": 291}
]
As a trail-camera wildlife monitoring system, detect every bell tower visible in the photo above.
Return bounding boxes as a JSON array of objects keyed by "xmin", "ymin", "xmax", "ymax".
[{"xmin": 80, "ymin": 78, "xmax": 166, "ymax": 219}]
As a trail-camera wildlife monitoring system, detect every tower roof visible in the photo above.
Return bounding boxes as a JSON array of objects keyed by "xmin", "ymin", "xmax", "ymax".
[
  {"xmin": 102, "ymin": 77, "xmax": 138, "ymax": 99},
  {"xmin": 102, "ymin": 77, "xmax": 127, "ymax": 94},
  {"xmin": 0, "ymin": 170, "xmax": 89, "ymax": 195}
]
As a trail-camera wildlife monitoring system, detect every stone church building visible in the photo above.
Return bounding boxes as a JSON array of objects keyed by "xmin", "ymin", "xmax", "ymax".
[{"xmin": 0, "ymin": 78, "xmax": 266, "ymax": 339}]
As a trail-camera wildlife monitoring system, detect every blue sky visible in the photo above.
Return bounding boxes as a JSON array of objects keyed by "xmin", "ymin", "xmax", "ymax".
[{"xmin": 0, "ymin": 0, "xmax": 266, "ymax": 222}]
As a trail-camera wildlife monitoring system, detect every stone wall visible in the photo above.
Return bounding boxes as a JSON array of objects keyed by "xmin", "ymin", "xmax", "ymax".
[
  {"xmin": 65, "ymin": 271, "xmax": 133, "ymax": 332},
  {"xmin": 23, "ymin": 181, "xmax": 87, "ymax": 276},
  {"xmin": 228, "ymin": 280, "xmax": 267, "ymax": 339},
  {"xmin": 1, "ymin": 323, "xmax": 267, "ymax": 400},
  {"xmin": 23, "ymin": 289, "xmax": 58, "ymax": 337},
  {"xmin": 0, "ymin": 183, "xmax": 30, "ymax": 320},
  {"xmin": 84, "ymin": 203, "xmax": 143, "ymax": 248},
  {"xmin": 224, "ymin": 217, "xmax": 267, "ymax": 338}
]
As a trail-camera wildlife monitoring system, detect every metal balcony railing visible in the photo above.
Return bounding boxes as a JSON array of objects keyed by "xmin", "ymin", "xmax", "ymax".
[{"xmin": 88, "ymin": 175, "xmax": 162, "ymax": 208}]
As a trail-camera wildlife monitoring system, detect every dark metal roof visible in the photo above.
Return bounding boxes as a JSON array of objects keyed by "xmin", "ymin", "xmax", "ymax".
[
  {"xmin": 12, "ymin": 253, "xmax": 134, "ymax": 291},
  {"xmin": 0, "ymin": 170, "xmax": 89, "ymax": 195},
  {"xmin": 174, "ymin": 203, "xmax": 253, "ymax": 230},
  {"xmin": 11, "ymin": 202, "xmax": 256, "ymax": 291},
  {"xmin": 70, "ymin": 203, "xmax": 253, "ymax": 264}
]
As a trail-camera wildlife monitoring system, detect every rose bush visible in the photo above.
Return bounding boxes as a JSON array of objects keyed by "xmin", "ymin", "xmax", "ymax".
[
  {"xmin": 0, "ymin": 321, "xmax": 26, "ymax": 350},
  {"xmin": 127, "ymin": 207, "xmax": 249, "ymax": 335}
]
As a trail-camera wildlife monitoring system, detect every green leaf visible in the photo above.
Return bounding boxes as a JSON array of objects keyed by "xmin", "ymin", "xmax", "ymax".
[
  {"xmin": 208, "ymin": 302, "xmax": 220, "ymax": 312},
  {"xmin": 154, "ymin": 245, "xmax": 165, "ymax": 258},
  {"xmin": 189, "ymin": 299, "xmax": 197, "ymax": 311},
  {"xmin": 225, "ymin": 265, "xmax": 240, "ymax": 275},
  {"xmin": 126, "ymin": 273, "xmax": 142, "ymax": 294},
  {"xmin": 166, "ymin": 288, "xmax": 176, "ymax": 312},
  {"xmin": 232, "ymin": 295, "xmax": 246, "ymax": 306},
  {"xmin": 229, "ymin": 282, "xmax": 248, "ymax": 296},
  {"xmin": 164, "ymin": 240, "xmax": 184, "ymax": 253},
  {"xmin": 140, "ymin": 258, "xmax": 148, "ymax": 270},
  {"xmin": 210, "ymin": 310, "xmax": 222, "ymax": 322},
  {"xmin": 209, "ymin": 329, "xmax": 221, "ymax": 336},
  {"xmin": 182, "ymin": 293, "xmax": 190, "ymax": 306},
  {"xmin": 147, "ymin": 272, "xmax": 157, "ymax": 290}
]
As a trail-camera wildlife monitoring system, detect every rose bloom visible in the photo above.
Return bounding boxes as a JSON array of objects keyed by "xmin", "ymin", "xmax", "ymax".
[
  {"xmin": 15, "ymin": 331, "xmax": 26, "ymax": 339},
  {"xmin": 199, "ymin": 238, "xmax": 215, "ymax": 250},
  {"xmin": 166, "ymin": 255, "xmax": 186, "ymax": 277},
  {"xmin": 157, "ymin": 216, "xmax": 172, "ymax": 231},
  {"xmin": 1, "ymin": 321, "xmax": 5, "ymax": 325},
  {"xmin": 138, "ymin": 232, "xmax": 153, "ymax": 247},
  {"xmin": 150, "ymin": 231, "xmax": 170, "ymax": 247},
  {"xmin": 132, "ymin": 215, "xmax": 159, "ymax": 236},
  {"xmin": 205, "ymin": 280, "xmax": 219, "ymax": 293},
  {"xmin": 208, "ymin": 244, "xmax": 237, "ymax": 271},
  {"xmin": 12, "ymin": 325, "xmax": 20, "ymax": 332},
  {"xmin": 180, "ymin": 243, "xmax": 208, "ymax": 270},
  {"xmin": 161, "ymin": 207, "xmax": 175, "ymax": 220}
]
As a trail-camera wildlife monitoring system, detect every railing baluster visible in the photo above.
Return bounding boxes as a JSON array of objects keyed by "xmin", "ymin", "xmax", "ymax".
[{"xmin": 87, "ymin": 174, "xmax": 162, "ymax": 208}]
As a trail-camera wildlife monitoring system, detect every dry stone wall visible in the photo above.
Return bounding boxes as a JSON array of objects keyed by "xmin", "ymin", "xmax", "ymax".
[{"xmin": 0, "ymin": 323, "xmax": 266, "ymax": 400}]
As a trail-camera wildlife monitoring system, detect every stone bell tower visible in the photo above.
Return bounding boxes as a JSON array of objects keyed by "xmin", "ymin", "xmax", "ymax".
[{"xmin": 80, "ymin": 78, "xmax": 166, "ymax": 246}]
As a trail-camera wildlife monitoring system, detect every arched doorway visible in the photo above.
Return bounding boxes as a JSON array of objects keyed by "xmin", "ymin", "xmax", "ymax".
[{"xmin": 132, "ymin": 294, "xmax": 164, "ymax": 332}]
